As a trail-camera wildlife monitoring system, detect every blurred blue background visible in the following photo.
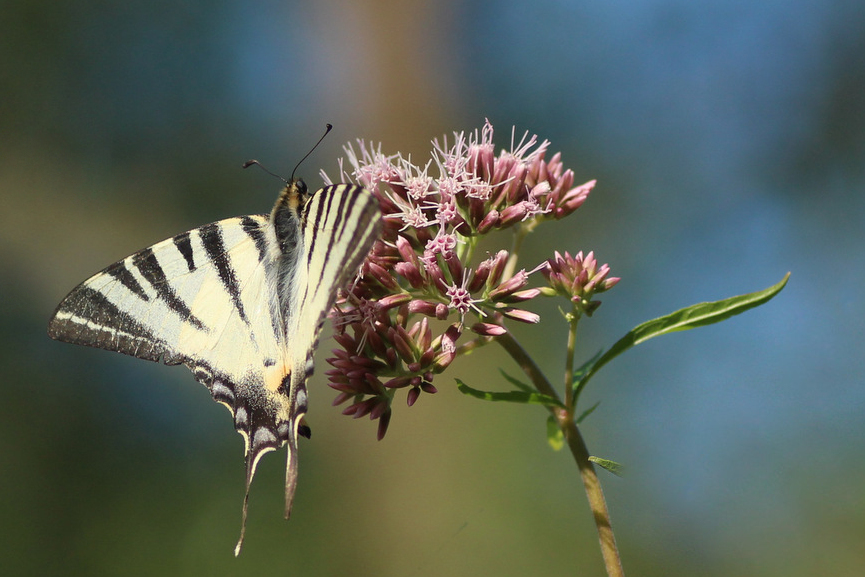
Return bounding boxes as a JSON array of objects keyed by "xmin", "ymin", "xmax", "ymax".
[{"xmin": 2, "ymin": 0, "xmax": 863, "ymax": 575}]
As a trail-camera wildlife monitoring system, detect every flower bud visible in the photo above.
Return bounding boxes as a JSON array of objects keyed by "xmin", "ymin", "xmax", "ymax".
[
  {"xmin": 488, "ymin": 270, "xmax": 528, "ymax": 299},
  {"xmin": 396, "ymin": 234, "xmax": 420, "ymax": 264},
  {"xmin": 366, "ymin": 329, "xmax": 388, "ymax": 359},
  {"xmin": 377, "ymin": 292, "xmax": 412, "ymax": 311},
  {"xmin": 385, "ymin": 347, "xmax": 398, "ymax": 368},
  {"xmin": 530, "ymin": 181, "xmax": 551, "ymax": 199},
  {"xmin": 468, "ymin": 263, "xmax": 489, "ymax": 293},
  {"xmin": 331, "ymin": 334, "xmax": 354, "ymax": 354},
  {"xmin": 390, "ymin": 326, "xmax": 416, "ymax": 364},
  {"xmin": 331, "ymin": 392, "xmax": 352, "ymax": 406},
  {"xmin": 444, "ymin": 253, "xmax": 464, "ymax": 285},
  {"xmin": 470, "ymin": 322, "xmax": 507, "ymax": 336},
  {"xmin": 408, "ymin": 298, "xmax": 439, "ymax": 317},
  {"xmin": 383, "ymin": 376, "xmax": 413, "ymax": 389},
  {"xmin": 468, "ymin": 142, "xmax": 494, "ymax": 180},
  {"xmin": 417, "ymin": 317, "xmax": 432, "ymax": 351},
  {"xmin": 504, "ymin": 163, "xmax": 528, "ymax": 203},
  {"xmin": 501, "ymin": 288, "xmax": 542, "ymax": 303},
  {"xmin": 486, "ymin": 250, "xmax": 509, "ymax": 289},
  {"xmin": 500, "ymin": 307, "xmax": 541, "ymax": 324},
  {"xmin": 376, "ymin": 409, "xmax": 391, "ymax": 440},
  {"xmin": 476, "ymin": 209, "xmax": 500, "ymax": 234},
  {"xmin": 433, "ymin": 351, "xmax": 456, "ymax": 371},
  {"xmin": 368, "ymin": 261, "xmax": 400, "ymax": 290},
  {"xmin": 369, "ymin": 398, "xmax": 389, "ymax": 420},
  {"xmin": 407, "ymin": 386, "xmax": 420, "ymax": 407},
  {"xmin": 420, "ymin": 381, "xmax": 437, "ymax": 394},
  {"xmin": 422, "ymin": 259, "xmax": 446, "ymax": 290},
  {"xmin": 418, "ymin": 347, "xmax": 436, "ymax": 368}
]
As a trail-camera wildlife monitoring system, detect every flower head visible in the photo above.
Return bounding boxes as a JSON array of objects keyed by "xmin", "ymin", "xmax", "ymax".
[
  {"xmin": 322, "ymin": 120, "xmax": 602, "ymax": 438},
  {"xmin": 542, "ymin": 251, "xmax": 620, "ymax": 317}
]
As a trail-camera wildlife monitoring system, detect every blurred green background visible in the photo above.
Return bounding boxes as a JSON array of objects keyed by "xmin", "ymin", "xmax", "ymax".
[{"xmin": 2, "ymin": 1, "xmax": 863, "ymax": 575}]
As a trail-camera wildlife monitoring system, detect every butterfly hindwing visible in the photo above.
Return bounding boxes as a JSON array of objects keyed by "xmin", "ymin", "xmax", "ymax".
[
  {"xmin": 274, "ymin": 183, "xmax": 383, "ymax": 525},
  {"xmin": 48, "ymin": 180, "xmax": 382, "ymax": 555},
  {"xmin": 290, "ymin": 184, "xmax": 384, "ymax": 367}
]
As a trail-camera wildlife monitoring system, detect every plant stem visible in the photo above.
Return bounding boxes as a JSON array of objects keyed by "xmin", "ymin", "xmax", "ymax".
[
  {"xmin": 454, "ymin": 335, "xmax": 494, "ymax": 356},
  {"xmin": 563, "ymin": 311, "xmax": 580, "ymax": 410},
  {"xmin": 502, "ymin": 225, "xmax": 530, "ymax": 281},
  {"xmin": 494, "ymin": 331, "xmax": 624, "ymax": 577},
  {"xmin": 493, "ymin": 331, "xmax": 559, "ymax": 400},
  {"xmin": 562, "ymin": 419, "xmax": 624, "ymax": 577}
]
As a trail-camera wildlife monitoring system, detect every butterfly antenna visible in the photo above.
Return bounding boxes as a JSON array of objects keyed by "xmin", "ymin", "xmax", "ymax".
[
  {"xmin": 241, "ymin": 159, "xmax": 290, "ymax": 185},
  {"xmin": 290, "ymin": 123, "xmax": 333, "ymax": 181},
  {"xmin": 242, "ymin": 124, "xmax": 332, "ymax": 184}
]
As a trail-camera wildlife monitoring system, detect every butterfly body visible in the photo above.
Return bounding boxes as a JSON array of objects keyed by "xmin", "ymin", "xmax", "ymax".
[{"xmin": 48, "ymin": 179, "xmax": 382, "ymax": 554}]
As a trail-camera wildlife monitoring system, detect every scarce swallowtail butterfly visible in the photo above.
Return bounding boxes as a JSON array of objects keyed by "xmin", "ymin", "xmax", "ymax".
[{"xmin": 47, "ymin": 154, "xmax": 383, "ymax": 555}]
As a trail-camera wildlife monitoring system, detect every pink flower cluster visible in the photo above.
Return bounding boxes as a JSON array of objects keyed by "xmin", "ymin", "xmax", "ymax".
[
  {"xmin": 542, "ymin": 251, "xmax": 620, "ymax": 317},
  {"xmin": 321, "ymin": 120, "xmax": 614, "ymax": 439}
]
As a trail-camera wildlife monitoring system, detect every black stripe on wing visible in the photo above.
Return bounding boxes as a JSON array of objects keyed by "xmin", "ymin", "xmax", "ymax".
[
  {"xmin": 48, "ymin": 286, "xmax": 167, "ymax": 361},
  {"xmin": 240, "ymin": 216, "xmax": 271, "ymax": 264},
  {"xmin": 173, "ymin": 232, "xmax": 196, "ymax": 272},
  {"xmin": 132, "ymin": 247, "xmax": 206, "ymax": 330},
  {"xmin": 300, "ymin": 184, "xmax": 382, "ymax": 316},
  {"xmin": 304, "ymin": 183, "xmax": 354, "ymax": 270},
  {"xmin": 199, "ymin": 223, "xmax": 250, "ymax": 326},
  {"xmin": 105, "ymin": 260, "xmax": 150, "ymax": 301}
]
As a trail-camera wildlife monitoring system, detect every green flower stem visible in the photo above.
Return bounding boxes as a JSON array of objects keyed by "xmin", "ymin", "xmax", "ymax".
[
  {"xmin": 454, "ymin": 335, "xmax": 494, "ymax": 357},
  {"xmin": 493, "ymin": 332, "xmax": 559, "ymax": 400},
  {"xmin": 563, "ymin": 310, "xmax": 580, "ymax": 410},
  {"xmin": 493, "ymin": 331, "xmax": 624, "ymax": 577},
  {"xmin": 502, "ymin": 224, "xmax": 530, "ymax": 281},
  {"xmin": 562, "ymin": 418, "xmax": 625, "ymax": 577}
]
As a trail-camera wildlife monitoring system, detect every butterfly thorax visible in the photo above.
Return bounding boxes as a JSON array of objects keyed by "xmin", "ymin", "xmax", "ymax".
[
  {"xmin": 270, "ymin": 179, "xmax": 310, "ymax": 335},
  {"xmin": 271, "ymin": 179, "xmax": 309, "ymax": 253}
]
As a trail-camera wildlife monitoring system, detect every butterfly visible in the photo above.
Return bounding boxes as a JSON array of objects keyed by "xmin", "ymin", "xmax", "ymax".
[{"xmin": 48, "ymin": 168, "xmax": 382, "ymax": 555}]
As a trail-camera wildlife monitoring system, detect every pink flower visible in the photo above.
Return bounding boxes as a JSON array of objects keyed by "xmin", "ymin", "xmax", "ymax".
[
  {"xmin": 542, "ymin": 250, "xmax": 620, "ymax": 317},
  {"xmin": 320, "ymin": 120, "xmax": 604, "ymax": 438}
]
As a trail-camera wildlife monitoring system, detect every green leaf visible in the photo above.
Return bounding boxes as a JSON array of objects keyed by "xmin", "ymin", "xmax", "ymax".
[
  {"xmin": 498, "ymin": 369, "xmax": 534, "ymax": 393},
  {"xmin": 589, "ymin": 457, "xmax": 624, "ymax": 477},
  {"xmin": 577, "ymin": 273, "xmax": 790, "ymax": 396},
  {"xmin": 575, "ymin": 401, "xmax": 600, "ymax": 425},
  {"xmin": 573, "ymin": 351, "xmax": 603, "ymax": 382},
  {"xmin": 456, "ymin": 379, "xmax": 566, "ymax": 408},
  {"xmin": 546, "ymin": 415, "xmax": 564, "ymax": 451}
]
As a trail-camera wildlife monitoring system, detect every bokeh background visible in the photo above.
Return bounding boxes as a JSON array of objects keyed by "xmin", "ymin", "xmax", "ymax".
[{"xmin": 2, "ymin": 1, "xmax": 863, "ymax": 575}]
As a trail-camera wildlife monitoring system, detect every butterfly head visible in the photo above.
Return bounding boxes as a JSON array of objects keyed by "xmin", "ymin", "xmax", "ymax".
[{"xmin": 274, "ymin": 178, "xmax": 312, "ymax": 218}]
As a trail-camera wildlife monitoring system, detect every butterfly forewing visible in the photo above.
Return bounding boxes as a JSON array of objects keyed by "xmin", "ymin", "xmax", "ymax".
[
  {"xmin": 48, "ymin": 215, "xmax": 283, "ymax": 379},
  {"xmin": 47, "ymin": 180, "xmax": 382, "ymax": 555}
]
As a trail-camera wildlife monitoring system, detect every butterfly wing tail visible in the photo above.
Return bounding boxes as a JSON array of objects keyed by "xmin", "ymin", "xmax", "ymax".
[
  {"xmin": 231, "ymin": 373, "xmax": 308, "ymax": 555},
  {"xmin": 234, "ymin": 424, "xmax": 288, "ymax": 557},
  {"xmin": 284, "ymin": 427, "xmax": 300, "ymax": 520},
  {"xmin": 234, "ymin": 437, "xmax": 278, "ymax": 556},
  {"xmin": 233, "ymin": 421, "xmax": 301, "ymax": 556},
  {"xmin": 284, "ymin": 375, "xmax": 311, "ymax": 519},
  {"xmin": 234, "ymin": 485, "xmax": 251, "ymax": 556}
]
